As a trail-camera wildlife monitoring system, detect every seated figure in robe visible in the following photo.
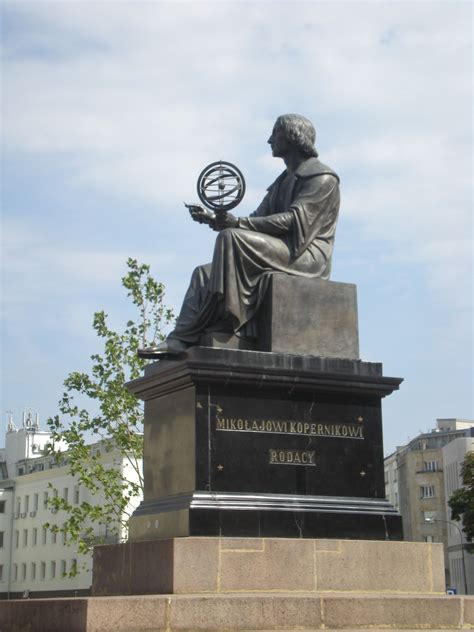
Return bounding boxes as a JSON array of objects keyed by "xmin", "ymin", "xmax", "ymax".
[{"xmin": 139, "ymin": 113, "xmax": 340, "ymax": 358}]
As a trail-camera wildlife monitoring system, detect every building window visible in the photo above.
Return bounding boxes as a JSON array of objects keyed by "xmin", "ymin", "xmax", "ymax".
[
  {"xmin": 384, "ymin": 470, "xmax": 388, "ymax": 484},
  {"xmin": 393, "ymin": 468, "xmax": 398, "ymax": 482},
  {"xmin": 61, "ymin": 560, "xmax": 67, "ymax": 576},
  {"xmin": 424, "ymin": 460, "xmax": 439, "ymax": 472},
  {"xmin": 0, "ymin": 565, "xmax": 3, "ymax": 582},
  {"xmin": 14, "ymin": 530, "xmax": 19, "ymax": 548},
  {"xmin": 24, "ymin": 495, "xmax": 30, "ymax": 512},
  {"xmin": 43, "ymin": 491, "xmax": 49, "ymax": 509},
  {"xmin": 0, "ymin": 531, "xmax": 4, "ymax": 548},
  {"xmin": 74, "ymin": 487, "xmax": 80, "ymax": 504},
  {"xmin": 423, "ymin": 535, "xmax": 436, "ymax": 543},
  {"xmin": 63, "ymin": 488, "xmax": 69, "ymax": 502},
  {"xmin": 446, "ymin": 463, "xmax": 455, "ymax": 495},
  {"xmin": 21, "ymin": 563, "xmax": 27, "ymax": 581},
  {"xmin": 23, "ymin": 529, "xmax": 28, "ymax": 547},
  {"xmin": 51, "ymin": 561, "xmax": 56, "ymax": 579},
  {"xmin": 42, "ymin": 526, "xmax": 47, "ymax": 545},
  {"xmin": 451, "ymin": 558, "xmax": 457, "ymax": 586},
  {"xmin": 16, "ymin": 498, "xmax": 21, "ymax": 515},
  {"xmin": 31, "ymin": 562, "xmax": 36, "ymax": 581},
  {"xmin": 421, "ymin": 485, "xmax": 435, "ymax": 498},
  {"xmin": 70, "ymin": 559, "xmax": 77, "ymax": 574},
  {"xmin": 0, "ymin": 501, "xmax": 5, "ymax": 513},
  {"xmin": 394, "ymin": 492, "xmax": 398, "ymax": 506},
  {"xmin": 40, "ymin": 562, "xmax": 46, "ymax": 580},
  {"xmin": 423, "ymin": 510, "xmax": 436, "ymax": 522},
  {"xmin": 454, "ymin": 557, "xmax": 463, "ymax": 589},
  {"xmin": 51, "ymin": 530, "xmax": 57, "ymax": 545},
  {"xmin": 33, "ymin": 493, "xmax": 39, "ymax": 511},
  {"xmin": 13, "ymin": 564, "xmax": 18, "ymax": 582},
  {"xmin": 33, "ymin": 528, "xmax": 38, "ymax": 546}
]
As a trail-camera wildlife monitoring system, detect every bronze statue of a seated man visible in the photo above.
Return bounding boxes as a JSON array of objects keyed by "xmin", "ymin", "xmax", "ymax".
[{"xmin": 139, "ymin": 113, "xmax": 340, "ymax": 358}]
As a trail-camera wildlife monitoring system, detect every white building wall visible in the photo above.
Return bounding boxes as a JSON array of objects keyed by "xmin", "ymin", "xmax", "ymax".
[
  {"xmin": 4, "ymin": 466, "xmax": 91, "ymax": 596},
  {"xmin": 120, "ymin": 458, "xmax": 144, "ymax": 538},
  {"xmin": 0, "ymin": 424, "xmax": 143, "ymax": 597},
  {"xmin": 4, "ymin": 418, "xmax": 53, "ymax": 479},
  {"xmin": 0, "ymin": 487, "xmax": 14, "ymax": 590},
  {"xmin": 384, "ymin": 451, "xmax": 399, "ymax": 509},
  {"xmin": 442, "ymin": 437, "xmax": 474, "ymax": 594}
]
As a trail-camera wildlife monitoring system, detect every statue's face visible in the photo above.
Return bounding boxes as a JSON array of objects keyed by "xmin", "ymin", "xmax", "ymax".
[{"xmin": 268, "ymin": 123, "xmax": 291, "ymax": 158}]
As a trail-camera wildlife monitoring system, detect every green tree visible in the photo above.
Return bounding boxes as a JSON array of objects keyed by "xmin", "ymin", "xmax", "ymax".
[
  {"xmin": 448, "ymin": 451, "xmax": 474, "ymax": 552},
  {"xmin": 44, "ymin": 259, "xmax": 174, "ymax": 572}
]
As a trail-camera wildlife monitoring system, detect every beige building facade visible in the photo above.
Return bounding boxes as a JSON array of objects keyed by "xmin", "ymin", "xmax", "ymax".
[{"xmin": 385, "ymin": 418, "xmax": 474, "ymax": 593}]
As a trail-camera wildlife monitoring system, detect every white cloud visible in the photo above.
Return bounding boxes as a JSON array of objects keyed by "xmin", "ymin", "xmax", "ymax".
[
  {"xmin": 0, "ymin": 1, "xmax": 472, "ymax": 450},
  {"xmin": 1, "ymin": 217, "xmax": 177, "ymax": 336},
  {"xmin": 1, "ymin": 10, "xmax": 470, "ymax": 221},
  {"xmin": 0, "ymin": 2, "xmax": 470, "ymax": 317}
]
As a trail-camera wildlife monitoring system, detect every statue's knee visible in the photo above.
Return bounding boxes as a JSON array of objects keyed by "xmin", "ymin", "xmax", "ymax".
[
  {"xmin": 191, "ymin": 263, "xmax": 212, "ymax": 280},
  {"xmin": 216, "ymin": 227, "xmax": 239, "ymax": 243}
]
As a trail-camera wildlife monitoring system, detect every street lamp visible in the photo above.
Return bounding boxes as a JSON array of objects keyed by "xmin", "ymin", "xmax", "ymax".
[{"xmin": 425, "ymin": 517, "xmax": 468, "ymax": 594}]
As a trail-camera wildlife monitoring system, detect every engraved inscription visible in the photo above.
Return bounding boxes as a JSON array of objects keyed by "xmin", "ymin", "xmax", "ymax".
[
  {"xmin": 216, "ymin": 416, "xmax": 364, "ymax": 439},
  {"xmin": 269, "ymin": 449, "xmax": 316, "ymax": 466}
]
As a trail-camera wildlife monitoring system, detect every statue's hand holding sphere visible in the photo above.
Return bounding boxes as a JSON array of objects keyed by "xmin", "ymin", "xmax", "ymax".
[{"xmin": 186, "ymin": 204, "xmax": 215, "ymax": 227}]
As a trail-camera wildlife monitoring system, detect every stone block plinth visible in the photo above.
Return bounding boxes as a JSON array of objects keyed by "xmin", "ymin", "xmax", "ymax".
[
  {"xmin": 201, "ymin": 275, "xmax": 360, "ymax": 359},
  {"xmin": 92, "ymin": 537, "xmax": 445, "ymax": 596},
  {"xmin": 3, "ymin": 593, "xmax": 474, "ymax": 631},
  {"xmin": 258, "ymin": 274, "xmax": 359, "ymax": 358}
]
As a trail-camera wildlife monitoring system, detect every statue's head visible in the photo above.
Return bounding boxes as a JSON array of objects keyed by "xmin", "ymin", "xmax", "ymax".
[{"xmin": 273, "ymin": 114, "xmax": 318, "ymax": 158}]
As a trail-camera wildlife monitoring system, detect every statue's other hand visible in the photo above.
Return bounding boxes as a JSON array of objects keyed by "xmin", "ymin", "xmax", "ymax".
[
  {"xmin": 215, "ymin": 212, "xmax": 239, "ymax": 231},
  {"xmin": 185, "ymin": 204, "xmax": 215, "ymax": 226}
]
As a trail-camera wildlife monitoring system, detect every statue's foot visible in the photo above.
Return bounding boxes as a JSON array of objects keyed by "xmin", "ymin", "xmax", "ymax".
[{"xmin": 137, "ymin": 338, "xmax": 189, "ymax": 359}]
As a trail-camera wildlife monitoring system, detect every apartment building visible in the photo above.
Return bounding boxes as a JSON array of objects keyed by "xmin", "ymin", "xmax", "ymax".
[
  {"xmin": 0, "ymin": 411, "xmax": 142, "ymax": 598},
  {"xmin": 384, "ymin": 418, "xmax": 474, "ymax": 594}
]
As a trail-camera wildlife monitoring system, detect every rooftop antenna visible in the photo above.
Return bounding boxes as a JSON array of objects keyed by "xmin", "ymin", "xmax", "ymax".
[
  {"xmin": 23, "ymin": 407, "xmax": 38, "ymax": 430},
  {"xmin": 6, "ymin": 411, "xmax": 15, "ymax": 432}
]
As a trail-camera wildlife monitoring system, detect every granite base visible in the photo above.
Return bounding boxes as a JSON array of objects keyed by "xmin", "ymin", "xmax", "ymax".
[
  {"xmin": 92, "ymin": 537, "xmax": 444, "ymax": 596},
  {"xmin": 2, "ymin": 593, "xmax": 474, "ymax": 632}
]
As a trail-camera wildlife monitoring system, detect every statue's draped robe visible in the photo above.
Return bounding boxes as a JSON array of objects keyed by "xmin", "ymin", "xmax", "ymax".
[{"xmin": 170, "ymin": 157, "xmax": 340, "ymax": 343}]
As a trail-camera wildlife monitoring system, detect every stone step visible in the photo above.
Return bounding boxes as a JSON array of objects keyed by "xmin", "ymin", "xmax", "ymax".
[{"xmin": 1, "ymin": 592, "xmax": 474, "ymax": 632}]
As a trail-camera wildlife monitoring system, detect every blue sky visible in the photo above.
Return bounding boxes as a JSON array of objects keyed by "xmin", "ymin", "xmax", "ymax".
[{"xmin": 1, "ymin": 1, "xmax": 472, "ymax": 455}]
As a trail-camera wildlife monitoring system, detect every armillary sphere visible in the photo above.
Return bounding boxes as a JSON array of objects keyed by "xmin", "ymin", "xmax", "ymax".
[{"xmin": 197, "ymin": 161, "xmax": 246, "ymax": 212}]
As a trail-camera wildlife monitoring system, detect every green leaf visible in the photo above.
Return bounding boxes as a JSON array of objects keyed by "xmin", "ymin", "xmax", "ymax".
[
  {"xmin": 448, "ymin": 451, "xmax": 474, "ymax": 551},
  {"xmin": 44, "ymin": 259, "xmax": 173, "ymax": 565}
]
